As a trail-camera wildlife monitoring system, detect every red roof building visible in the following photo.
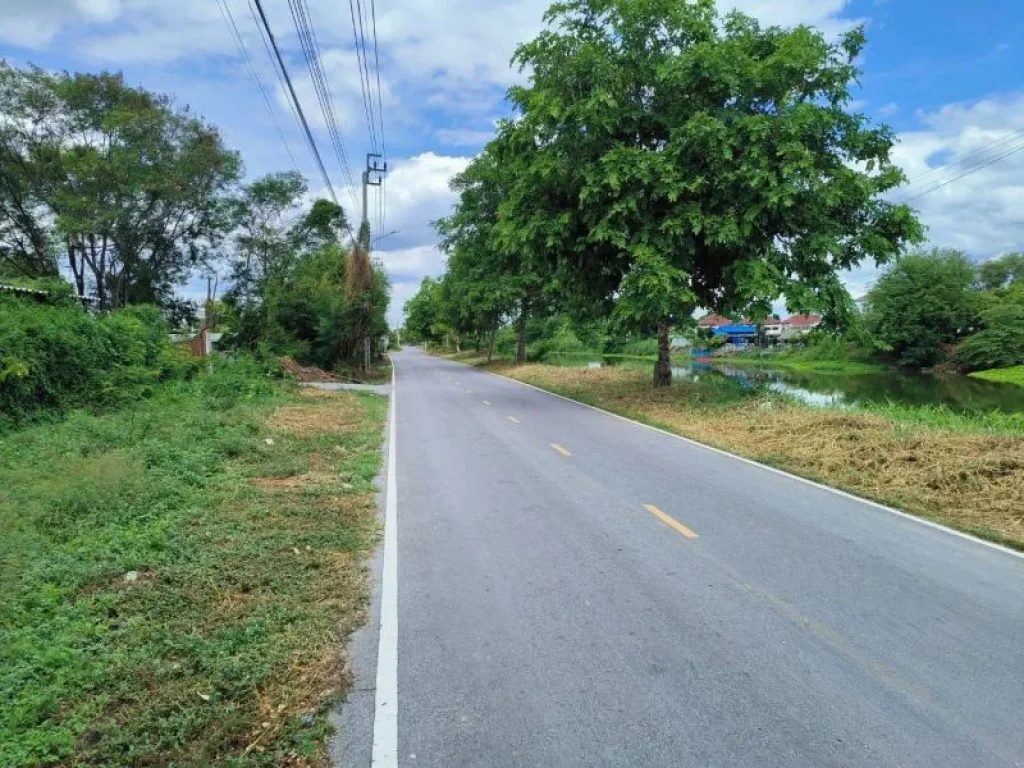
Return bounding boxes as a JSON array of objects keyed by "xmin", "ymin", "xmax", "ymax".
[
  {"xmin": 697, "ymin": 313, "xmax": 733, "ymax": 328},
  {"xmin": 782, "ymin": 314, "xmax": 822, "ymax": 329}
]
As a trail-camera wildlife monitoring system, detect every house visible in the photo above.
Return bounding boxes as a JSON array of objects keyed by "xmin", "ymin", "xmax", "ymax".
[
  {"xmin": 762, "ymin": 315, "xmax": 783, "ymax": 338},
  {"xmin": 697, "ymin": 313, "xmax": 733, "ymax": 329},
  {"xmin": 782, "ymin": 314, "xmax": 822, "ymax": 333}
]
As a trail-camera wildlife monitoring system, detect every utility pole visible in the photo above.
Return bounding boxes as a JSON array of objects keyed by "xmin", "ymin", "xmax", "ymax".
[
  {"xmin": 360, "ymin": 154, "xmax": 386, "ymax": 371},
  {"xmin": 361, "ymin": 153, "xmax": 386, "ymax": 250}
]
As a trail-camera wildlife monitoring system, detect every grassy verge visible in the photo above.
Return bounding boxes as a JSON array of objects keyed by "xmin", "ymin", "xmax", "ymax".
[
  {"xmin": 465, "ymin": 360, "xmax": 1024, "ymax": 550},
  {"xmin": 722, "ymin": 352, "xmax": 887, "ymax": 375},
  {"xmin": 0, "ymin": 358, "xmax": 386, "ymax": 767},
  {"xmin": 970, "ymin": 365, "xmax": 1024, "ymax": 387}
]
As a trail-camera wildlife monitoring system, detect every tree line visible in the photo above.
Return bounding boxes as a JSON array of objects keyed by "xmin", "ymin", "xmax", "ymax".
[
  {"xmin": 407, "ymin": 0, "xmax": 921, "ymax": 385},
  {"xmin": 0, "ymin": 62, "xmax": 388, "ymax": 370}
]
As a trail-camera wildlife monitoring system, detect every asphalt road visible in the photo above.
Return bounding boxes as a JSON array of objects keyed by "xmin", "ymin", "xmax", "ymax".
[{"xmin": 385, "ymin": 347, "xmax": 1023, "ymax": 767}]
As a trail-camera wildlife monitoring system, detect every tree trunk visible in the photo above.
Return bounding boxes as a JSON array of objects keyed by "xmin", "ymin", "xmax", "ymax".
[
  {"xmin": 516, "ymin": 306, "xmax": 527, "ymax": 364},
  {"xmin": 653, "ymin": 316, "xmax": 672, "ymax": 388},
  {"xmin": 486, "ymin": 318, "xmax": 497, "ymax": 364},
  {"xmin": 67, "ymin": 241, "xmax": 85, "ymax": 298}
]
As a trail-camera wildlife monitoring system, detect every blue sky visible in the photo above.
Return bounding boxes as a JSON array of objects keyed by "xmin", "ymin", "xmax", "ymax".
[{"xmin": 2, "ymin": 0, "xmax": 1023, "ymax": 324}]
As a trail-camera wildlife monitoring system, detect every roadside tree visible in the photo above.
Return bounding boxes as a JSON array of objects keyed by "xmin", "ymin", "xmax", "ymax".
[{"xmin": 507, "ymin": 0, "xmax": 921, "ymax": 385}]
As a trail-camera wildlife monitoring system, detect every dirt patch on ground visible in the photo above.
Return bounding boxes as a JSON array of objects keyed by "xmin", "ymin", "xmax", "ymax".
[
  {"xmin": 280, "ymin": 356, "xmax": 343, "ymax": 383},
  {"xmin": 252, "ymin": 472, "xmax": 337, "ymax": 490},
  {"xmin": 269, "ymin": 398, "xmax": 363, "ymax": 436},
  {"xmin": 498, "ymin": 364, "xmax": 1024, "ymax": 548}
]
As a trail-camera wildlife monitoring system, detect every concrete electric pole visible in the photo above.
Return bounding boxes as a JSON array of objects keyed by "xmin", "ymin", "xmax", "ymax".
[{"xmin": 359, "ymin": 154, "xmax": 386, "ymax": 371}]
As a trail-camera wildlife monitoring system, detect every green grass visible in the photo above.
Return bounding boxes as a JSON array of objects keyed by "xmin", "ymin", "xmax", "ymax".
[
  {"xmin": 723, "ymin": 353, "xmax": 887, "ymax": 375},
  {"xmin": 0, "ymin": 358, "xmax": 386, "ymax": 766},
  {"xmin": 854, "ymin": 400, "xmax": 1024, "ymax": 435},
  {"xmin": 969, "ymin": 365, "xmax": 1024, "ymax": 387}
]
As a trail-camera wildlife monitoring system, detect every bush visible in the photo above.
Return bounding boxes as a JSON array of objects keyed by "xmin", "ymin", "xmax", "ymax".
[
  {"xmin": 0, "ymin": 298, "xmax": 195, "ymax": 431},
  {"xmin": 956, "ymin": 304, "xmax": 1024, "ymax": 371},
  {"xmin": 867, "ymin": 249, "xmax": 979, "ymax": 367}
]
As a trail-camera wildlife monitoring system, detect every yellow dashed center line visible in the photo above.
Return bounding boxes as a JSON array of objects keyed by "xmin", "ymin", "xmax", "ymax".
[
  {"xmin": 644, "ymin": 504, "xmax": 699, "ymax": 540},
  {"xmin": 506, "ymin": 416, "xmax": 520, "ymax": 424},
  {"xmin": 550, "ymin": 443, "xmax": 572, "ymax": 457}
]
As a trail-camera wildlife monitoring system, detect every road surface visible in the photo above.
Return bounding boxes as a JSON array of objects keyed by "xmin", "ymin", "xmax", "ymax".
[{"xmin": 374, "ymin": 348, "xmax": 1024, "ymax": 767}]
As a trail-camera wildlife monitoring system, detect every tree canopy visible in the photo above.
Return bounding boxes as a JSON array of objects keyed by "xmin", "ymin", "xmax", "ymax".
[
  {"xmin": 0, "ymin": 63, "xmax": 242, "ymax": 310},
  {"xmin": 867, "ymin": 249, "xmax": 980, "ymax": 367},
  {"xmin": 423, "ymin": 0, "xmax": 922, "ymax": 384}
]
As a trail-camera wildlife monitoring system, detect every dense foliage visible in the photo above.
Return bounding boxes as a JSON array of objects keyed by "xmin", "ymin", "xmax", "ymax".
[
  {"xmin": 1, "ymin": 61, "xmax": 391, "ymax": 431},
  {"xmin": 421, "ymin": 0, "xmax": 920, "ymax": 384},
  {"xmin": 956, "ymin": 304, "xmax": 1024, "ymax": 371},
  {"xmin": 222, "ymin": 173, "xmax": 389, "ymax": 368},
  {"xmin": 0, "ymin": 295, "xmax": 196, "ymax": 430},
  {"xmin": 0, "ymin": 64, "xmax": 241, "ymax": 311},
  {"xmin": 867, "ymin": 249, "xmax": 980, "ymax": 367}
]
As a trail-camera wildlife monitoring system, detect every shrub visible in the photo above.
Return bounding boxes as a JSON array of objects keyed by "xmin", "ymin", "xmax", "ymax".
[
  {"xmin": 867, "ymin": 249, "xmax": 980, "ymax": 367},
  {"xmin": 0, "ymin": 298, "xmax": 194, "ymax": 431},
  {"xmin": 956, "ymin": 304, "xmax": 1024, "ymax": 372}
]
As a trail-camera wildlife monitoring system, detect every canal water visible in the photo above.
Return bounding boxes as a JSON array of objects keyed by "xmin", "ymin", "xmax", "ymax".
[{"xmin": 547, "ymin": 354, "xmax": 1024, "ymax": 414}]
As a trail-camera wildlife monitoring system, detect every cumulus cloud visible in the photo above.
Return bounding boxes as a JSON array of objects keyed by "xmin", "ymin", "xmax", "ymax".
[
  {"xmin": 0, "ymin": 0, "xmax": 121, "ymax": 48},
  {"xmin": 837, "ymin": 92, "xmax": 1024, "ymax": 299},
  {"xmin": 381, "ymin": 246, "xmax": 446, "ymax": 326},
  {"xmin": 892, "ymin": 92, "xmax": 1024, "ymax": 258},
  {"xmin": 365, "ymin": 151, "xmax": 470, "ymax": 246}
]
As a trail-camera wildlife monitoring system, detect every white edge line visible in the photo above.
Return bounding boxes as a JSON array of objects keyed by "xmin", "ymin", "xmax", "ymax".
[
  {"xmin": 371, "ymin": 359, "xmax": 399, "ymax": 766},
  {"xmin": 443, "ymin": 356, "xmax": 1023, "ymax": 562}
]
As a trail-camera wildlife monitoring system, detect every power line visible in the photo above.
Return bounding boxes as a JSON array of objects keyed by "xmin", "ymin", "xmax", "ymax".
[
  {"xmin": 215, "ymin": 0, "xmax": 301, "ymax": 174},
  {"xmin": 286, "ymin": 0, "xmax": 361, "ymax": 213},
  {"xmin": 250, "ymin": 0, "xmax": 349, "ymax": 235},
  {"xmin": 348, "ymin": 0, "xmax": 380, "ymax": 153},
  {"xmin": 369, "ymin": 0, "xmax": 386, "ymax": 158},
  {"xmin": 897, "ymin": 127, "xmax": 1024, "ymax": 197},
  {"xmin": 899, "ymin": 138, "xmax": 1024, "ymax": 204},
  {"xmin": 247, "ymin": 0, "xmax": 305, "ymax": 151}
]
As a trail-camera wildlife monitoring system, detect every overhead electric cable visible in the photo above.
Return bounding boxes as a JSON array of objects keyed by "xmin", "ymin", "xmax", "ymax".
[
  {"xmin": 251, "ymin": 0, "xmax": 355, "ymax": 241},
  {"xmin": 215, "ymin": 0, "xmax": 301, "ymax": 173}
]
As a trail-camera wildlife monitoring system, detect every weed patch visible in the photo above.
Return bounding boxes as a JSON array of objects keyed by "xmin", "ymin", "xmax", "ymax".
[{"xmin": 0, "ymin": 368, "xmax": 385, "ymax": 766}]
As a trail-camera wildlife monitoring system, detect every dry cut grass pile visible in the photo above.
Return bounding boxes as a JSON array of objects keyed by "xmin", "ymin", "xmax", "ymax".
[{"xmin": 495, "ymin": 363, "xmax": 1024, "ymax": 549}]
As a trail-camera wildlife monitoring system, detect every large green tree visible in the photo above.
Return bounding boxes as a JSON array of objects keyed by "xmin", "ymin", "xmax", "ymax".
[
  {"xmin": 0, "ymin": 63, "xmax": 241, "ymax": 309},
  {"xmin": 403, "ymin": 276, "xmax": 447, "ymax": 346},
  {"xmin": 506, "ymin": 0, "xmax": 921, "ymax": 385},
  {"xmin": 978, "ymin": 252, "xmax": 1024, "ymax": 291},
  {"xmin": 435, "ymin": 139, "xmax": 530, "ymax": 361},
  {"xmin": 227, "ymin": 171, "xmax": 309, "ymax": 306},
  {"xmin": 867, "ymin": 248, "xmax": 980, "ymax": 367}
]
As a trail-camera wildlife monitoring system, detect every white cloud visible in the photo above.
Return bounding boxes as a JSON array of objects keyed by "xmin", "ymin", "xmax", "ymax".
[
  {"xmin": 285, "ymin": 47, "xmax": 394, "ymax": 134},
  {"xmin": 363, "ymin": 151, "xmax": 470, "ymax": 246},
  {"xmin": 878, "ymin": 101, "xmax": 899, "ymax": 116},
  {"xmin": 381, "ymin": 246, "xmax": 446, "ymax": 326},
  {"xmin": 892, "ymin": 92, "xmax": 1024, "ymax": 258},
  {"xmin": 726, "ymin": 0, "xmax": 859, "ymax": 36},
  {"xmin": 0, "ymin": 0, "xmax": 120, "ymax": 48}
]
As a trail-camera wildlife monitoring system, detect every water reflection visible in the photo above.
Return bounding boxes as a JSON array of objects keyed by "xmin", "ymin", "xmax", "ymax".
[{"xmin": 548, "ymin": 355, "xmax": 1024, "ymax": 414}]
